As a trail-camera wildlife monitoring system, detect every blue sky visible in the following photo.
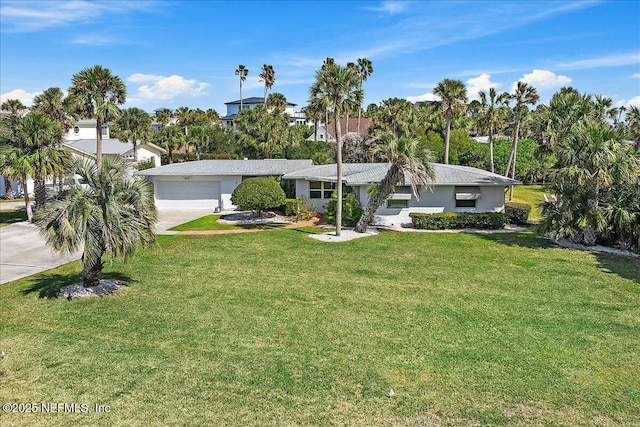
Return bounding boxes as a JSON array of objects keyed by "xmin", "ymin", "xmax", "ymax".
[{"xmin": 1, "ymin": 0, "xmax": 639, "ymax": 116}]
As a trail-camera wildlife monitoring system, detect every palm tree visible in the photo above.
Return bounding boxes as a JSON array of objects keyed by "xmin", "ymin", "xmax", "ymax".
[
  {"xmin": 478, "ymin": 88, "xmax": 509, "ymax": 173},
  {"xmin": 266, "ymin": 92, "xmax": 287, "ymax": 111},
  {"xmin": 625, "ymin": 105, "xmax": 640, "ymax": 150},
  {"xmin": 235, "ymin": 65, "xmax": 249, "ymax": 111},
  {"xmin": 153, "ymin": 125, "xmax": 182, "ymax": 164},
  {"xmin": 1, "ymin": 98, "xmax": 26, "ymax": 199},
  {"xmin": 113, "ymin": 108, "xmax": 152, "ymax": 162},
  {"xmin": 504, "ymin": 81, "xmax": 539, "ymax": 179},
  {"xmin": 433, "ymin": 79, "xmax": 468, "ymax": 164},
  {"xmin": 259, "ymin": 64, "xmax": 275, "ymax": 103},
  {"xmin": 356, "ymin": 58, "xmax": 373, "ymax": 136},
  {"xmin": 309, "ymin": 59, "xmax": 363, "ymax": 236},
  {"xmin": 68, "ymin": 65, "xmax": 127, "ymax": 167},
  {"xmin": 32, "ymin": 87, "xmax": 76, "ymax": 132},
  {"xmin": 35, "ymin": 156, "xmax": 157, "ymax": 287},
  {"xmin": 355, "ymin": 136, "xmax": 435, "ymax": 233}
]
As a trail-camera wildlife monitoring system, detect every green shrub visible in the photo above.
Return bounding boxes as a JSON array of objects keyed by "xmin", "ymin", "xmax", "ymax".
[
  {"xmin": 283, "ymin": 197, "xmax": 315, "ymax": 220},
  {"xmin": 505, "ymin": 201, "xmax": 531, "ymax": 225},
  {"xmin": 410, "ymin": 212, "xmax": 507, "ymax": 230},
  {"xmin": 231, "ymin": 177, "xmax": 286, "ymax": 216},
  {"xmin": 136, "ymin": 159, "xmax": 156, "ymax": 171},
  {"xmin": 324, "ymin": 191, "xmax": 363, "ymax": 227}
]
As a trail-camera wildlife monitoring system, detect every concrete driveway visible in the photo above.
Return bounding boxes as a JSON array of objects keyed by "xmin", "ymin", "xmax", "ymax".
[{"xmin": 0, "ymin": 209, "xmax": 211, "ymax": 284}]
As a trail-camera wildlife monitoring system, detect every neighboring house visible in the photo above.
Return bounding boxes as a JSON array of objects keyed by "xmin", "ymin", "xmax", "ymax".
[
  {"xmin": 136, "ymin": 159, "xmax": 313, "ymax": 210},
  {"xmin": 308, "ymin": 118, "xmax": 372, "ymax": 142},
  {"xmin": 137, "ymin": 160, "xmax": 520, "ymax": 226},
  {"xmin": 221, "ymin": 97, "xmax": 312, "ymax": 128}
]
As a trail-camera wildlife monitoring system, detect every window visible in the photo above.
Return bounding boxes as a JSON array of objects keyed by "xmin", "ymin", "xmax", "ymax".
[
  {"xmin": 73, "ymin": 126, "xmax": 79, "ymax": 134},
  {"xmin": 455, "ymin": 186, "xmax": 480, "ymax": 208},
  {"xmin": 387, "ymin": 199, "xmax": 409, "ymax": 208},
  {"xmin": 101, "ymin": 126, "xmax": 108, "ymax": 136},
  {"xmin": 309, "ymin": 181, "xmax": 335, "ymax": 199},
  {"xmin": 455, "ymin": 199, "xmax": 476, "ymax": 208}
]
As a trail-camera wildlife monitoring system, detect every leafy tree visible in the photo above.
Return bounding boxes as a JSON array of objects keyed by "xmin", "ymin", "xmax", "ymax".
[
  {"xmin": 259, "ymin": 64, "xmax": 275, "ymax": 102},
  {"xmin": 266, "ymin": 92, "xmax": 287, "ymax": 111},
  {"xmin": 32, "ymin": 87, "xmax": 77, "ymax": 132},
  {"xmin": 355, "ymin": 136, "xmax": 435, "ymax": 232},
  {"xmin": 309, "ymin": 58, "xmax": 364, "ymax": 236},
  {"xmin": 112, "ymin": 107, "xmax": 152, "ymax": 162},
  {"xmin": 68, "ymin": 65, "xmax": 127, "ymax": 167},
  {"xmin": 0, "ymin": 98, "xmax": 26, "ymax": 199},
  {"xmin": 35, "ymin": 157, "xmax": 157, "ymax": 287},
  {"xmin": 477, "ymin": 88, "xmax": 509, "ymax": 173},
  {"xmin": 153, "ymin": 125, "xmax": 182, "ymax": 164},
  {"xmin": 231, "ymin": 177, "xmax": 286, "ymax": 216},
  {"xmin": 504, "ymin": 82, "xmax": 539, "ymax": 178},
  {"xmin": 625, "ymin": 105, "xmax": 640, "ymax": 150},
  {"xmin": 235, "ymin": 65, "xmax": 249, "ymax": 110},
  {"xmin": 356, "ymin": 58, "xmax": 373, "ymax": 136},
  {"xmin": 370, "ymin": 97, "xmax": 417, "ymax": 138},
  {"xmin": 235, "ymin": 104, "xmax": 290, "ymax": 158},
  {"xmin": 324, "ymin": 191, "xmax": 363, "ymax": 227},
  {"xmin": 433, "ymin": 78, "xmax": 468, "ymax": 164}
]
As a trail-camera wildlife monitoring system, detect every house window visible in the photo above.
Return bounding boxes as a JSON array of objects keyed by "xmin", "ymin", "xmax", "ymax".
[
  {"xmin": 73, "ymin": 126, "xmax": 79, "ymax": 134},
  {"xmin": 101, "ymin": 126, "xmax": 108, "ymax": 136},
  {"xmin": 455, "ymin": 186, "xmax": 480, "ymax": 208},
  {"xmin": 387, "ymin": 199, "xmax": 409, "ymax": 208},
  {"xmin": 309, "ymin": 181, "xmax": 335, "ymax": 199}
]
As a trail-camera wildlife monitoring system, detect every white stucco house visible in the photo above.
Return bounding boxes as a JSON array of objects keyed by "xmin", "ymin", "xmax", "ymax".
[
  {"xmin": 221, "ymin": 97, "xmax": 313, "ymax": 128},
  {"xmin": 137, "ymin": 160, "xmax": 520, "ymax": 225}
]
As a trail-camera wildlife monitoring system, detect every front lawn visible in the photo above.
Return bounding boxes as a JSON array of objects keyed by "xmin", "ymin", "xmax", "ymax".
[
  {"xmin": 510, "ymin": 184, "xmax": 546, "ymax": 222},
  {"xmin": 169, "ymin": 214, "xmax": 288, "ymax": 231},
  {"xmin": 0, "ymin": 209, "xmax": 27, "ymax": 226},
  {"xmin": 1, "ymin": 231, "xmax": 638, "ymax": 426}
]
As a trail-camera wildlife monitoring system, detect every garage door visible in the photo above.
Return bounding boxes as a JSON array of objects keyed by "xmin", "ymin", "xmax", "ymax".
[{"xmin": 154, "ymin": 180, "xmax": 221, "ymax": 209}]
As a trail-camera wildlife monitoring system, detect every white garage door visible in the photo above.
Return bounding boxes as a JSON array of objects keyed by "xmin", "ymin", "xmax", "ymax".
[{"xmin": 154, "ymin": 180, "xmax": 221, "ymax": 209}]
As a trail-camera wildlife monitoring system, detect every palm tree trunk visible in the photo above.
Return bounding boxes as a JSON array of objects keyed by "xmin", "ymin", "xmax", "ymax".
[
  {"xmin": 34, "ymin": 177, "xmax": 46, "ymax": 211},
  {"xmin": 82, "ymin": 248, "xmax": 104, "ymax": 287},
  {"xmin": 506, "ymin": 116, "xmax": 521, "ymax": 201},
  {"xmin": 355, "ymin": 166, "xmax": 401, "ymax": 233},
  {"xmin": 22, "ymin": 180, "xmax": 32, "ymax": 222},
  {"xmin": 96, "ymin": 120, "xmax": 103, "ymax": 168},
  {"xmin": 489, "ymin": 129, "xmax": 495, "ymax": 173},
  {"xmin": 133, "ymin": 140, "xmax": 138, "ymax": 162},
  {"xmin": 335, "ymin": 114, "xmax": 342, "ymax": 237},
  {"xmin": 240, "ymin": 80, "xmax": 243, "ymax": 111},
  {"xmin": 444, "ymin": 118, "xmax": 452, "ymax": 164},
  {"xmin": 3, "ymin": 176, "xmax": 14, "ymax": 200}
]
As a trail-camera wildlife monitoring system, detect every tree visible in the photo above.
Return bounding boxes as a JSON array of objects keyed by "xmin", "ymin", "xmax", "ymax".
[
  {"xmin": 235, "ymin": 65, "xmax": 249, "ymax": 111},
  {"xmin": 266, "ymin": 92, "xmax": 287, "ymax": 112},
  {"xmin": 32, "ymin": 87, "xmax": 76, "ymax": 132},
  {"xmin": 235, "ymin": 104, "xmax": 290, "ymax": 158},
  {"xmin": 230, "ymin": 177, "xmax": 285, "ymax": 216},
  {"xmin": 1, "ymin": 98, "xmax": 26, "ymax": 199},
  {"xmin": 68, "ymin": 65, "xmax": 127, "ymax": 167},
  {"xmin": 433, "ymin": 79, "xmax": 468, "ymax": 164},
  {"xmin": 309, "ymin": 58, "xmax": 363, "ymax": 236},
  {"xmin": 369, "ymin": 97, "xmax": 417, "ymax": 138},
  {"xmin": 355, "ymin": 136, "xmax": 435, "ymax": 233},
  {"xmin": 153, "ymin": 125, "xmax": 182, "ymax": 164},
  {"xmin": 259, "ymin": 64, "xmax": 275, "ymax": 103},
  {"xmin": 35, "ymin": 157, "xmax": 157, "ymax": 287},
  {"xmin": 504, "ymin": 82, "xmax": 539, "ymax": 178},
  {"xmin": 112, "ymin": 108, "xmax": 152, "ymax": 162},
  {"xmin": 625, "ymin": 105, "xmax": 640, "ymax": 150},
  {"xmin": 477, "ymin": 88, "xmax": 509, "ymax": 173},
  {"xmin": 356, "ymin": 58, "xmax": 373, "ymax": 136}
]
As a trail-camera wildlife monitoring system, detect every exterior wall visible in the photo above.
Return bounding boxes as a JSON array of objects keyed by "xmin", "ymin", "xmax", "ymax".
[
  {"xmin": 136, "ymin": 146, "xmax": 162, "ymax": 167},
  {"xmin": 66, "ymin": 122, "xmax": 109, "ymax": 141}
]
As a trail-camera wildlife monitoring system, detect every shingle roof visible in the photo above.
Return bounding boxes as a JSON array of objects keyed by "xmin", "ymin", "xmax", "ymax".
[
  {"xmin": 283, "ymin": 163, "xmax": 520, "ymax": 186},
  {"xmin": 65, "ymin": 139, "xmax": 167, "ymax": 156},
  {"xmin": 225, "ymin": 97, "xmax": 296, "ymax": 106},
  {"xmin": 136, "ymin": 159, "xmax": 314, "ymax": 176}
]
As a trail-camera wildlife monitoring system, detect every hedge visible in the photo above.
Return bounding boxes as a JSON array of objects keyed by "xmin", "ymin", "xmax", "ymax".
[
  {"xmin": 410, "ymin": 212, "xmax": 507, "ymax": 230},
  {"xmin": 504, "ymin": 201, "xmax": 531, "ymax": 225}
]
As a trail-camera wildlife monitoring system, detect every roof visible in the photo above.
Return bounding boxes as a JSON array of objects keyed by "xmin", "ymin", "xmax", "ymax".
[
  {"xmin": 65, "ymin": 139, "xmax": 167, "ymax": 156},
  {"xmin": 136, "ymin": 159, "xmax": 314, "ymax": 176},
  {"xmin": 283, "ymin": 163, "xmax": 521, "ymax": 186},
  {"xmin": 225, "ymin": 97, "xmax": 296, "ymax": 107},
  {"xmin": 325, "ymin": 118, "xmax": 372, "ymax": 138}
]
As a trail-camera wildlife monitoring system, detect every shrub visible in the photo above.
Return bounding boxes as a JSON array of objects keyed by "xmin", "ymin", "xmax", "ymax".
[
  {"xmin": 505, "ymin": 201, "xmax": 531, "ymax": 225},
  {"xmin": 231, "ymin": 177, "xmax": 286, "ymax": 216},
  {"xmin": 283, "ymin": 197, "xmax": 315, "ymax": 220},
  {"xmin": 136, "ymin": 159, "xmax": 156, "ymax": 171},
  {"xmin": 324, "ymin": 191, "xmax": 363, "ymax": 227},
  {"xmin": 410, "ymin": 212, "xmax": 507, "ymax": 230}
]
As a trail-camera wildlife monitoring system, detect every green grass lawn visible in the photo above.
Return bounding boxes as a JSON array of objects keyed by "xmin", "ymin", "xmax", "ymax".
[
  {"xmin": 169, "ymin": 214, "xmax": 288, "ymax": 231},
  {"xmin": 1, "ymin": 231, "xmax": 639, "ymax": 426},
  {"xmin": 0, "ymin": 209, "xmax": 27, "ymax": 226},
  {"xmin": 511, "ymin": 185, "xmax": 546, "ymax": 222}
]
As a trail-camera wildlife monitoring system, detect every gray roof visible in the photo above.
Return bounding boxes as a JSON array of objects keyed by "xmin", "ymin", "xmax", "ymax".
[
  {"xmin": 136, "ymin": 159, "xmax": 314, "ymax": 176},
  {"xmin": 225, "ymin": 97, "xmax": 296, "ymax": 106},
  {"xmin": 283, "ymin": 163, "xmax": 521, "ymax": 186},
  {"xmin": 65, "ymin": 139, "xmax": 166, "ymax": 156}
]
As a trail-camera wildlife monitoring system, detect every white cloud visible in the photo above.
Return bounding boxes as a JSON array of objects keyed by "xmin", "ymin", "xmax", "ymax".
[
  {"xmin": 0, "ymin": 89, "xmax": 40, "ymax": 106},
  {"xmin": 512, "ymin": 69, "xmax": 572, "ymax": 91},
  {"xmin": 365, "ymin": 1, "xmax": 409, "ymax": 15},
  {"xmin": 616, "ymin": 96, "xmax": 640, "ymax": 108},
  {"xmin": 466, "ymin": 73, "xmax": 500, "ymax": 98},
  {"xmin": 558, "ymin": 52, "xmax": 640, "ymax": 70},
  {"xmin": 129, "ymin": 75, "xmax": 209, "ymax": 101},
  {"xmin": 406, "ymin": 93, "xmax": 440, "ymax": 103},
  {"xmin": 631, "ymin": 73, "xmax": 640, "ymax": 79}
]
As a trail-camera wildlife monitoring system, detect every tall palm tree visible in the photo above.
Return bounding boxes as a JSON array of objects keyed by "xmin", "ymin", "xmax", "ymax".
[
  {"xmin": 113, "ymin": 107, "xmax": 152, "ymax": 162},
  {"xmin": 433, "ymin": 79, "xmax": 468, "ymax": 164},
  {"xmin": 504, "ymin": 81, "xmax": 539, "ymax": 179},
  {"xmin": 266, "ymin": 92, "xmax": 287, "ymax": 111},
  {"xmin": 1, "ymin": 98, "xmax": 26, "ymax": 199},
  {"xmin": 235, "ymin": 65, "xmax": 249, "ymax": 111},
  {"xmin": 355, "ymin": 136, "xmax": 435, "ymax": 233},
  {"xmin": 174, "ymin": 106, "xmax": 192, "ymax": 154},
  {"xmin": 309, "ymin": 59, "xmax": 363, "ymax": 236},
  {"xmin": 259, "ymin": 64, "xmax": 275, "ymax": 103},
  {"xmin": 35, "ymin": 156, "xmax": 157, "ymax": 287},
  {"xmin": 68, "ymin": 65, "xmax": 127, "ymax": 167},
  {"xmin": 478, "ymin": 88, "xmax": 509, "ymax": 173},
  {"xmin": 356, "ymin": 58, "xmax": 373, "ymax": 136},
  {"xmin": 32, "ymin": 87, "xmax": 76, "ymax": 132},
  {"xmin": 625, "ymin": 105, "xmax": 640, "ymax": 150},
  {"xmin": 153, "ymin": 125, "xmax": 182, "ymax": 164}
]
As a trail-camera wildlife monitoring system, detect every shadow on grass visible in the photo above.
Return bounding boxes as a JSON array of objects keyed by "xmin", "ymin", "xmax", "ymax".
[
  {"xmin": 0, "ymin": 210, "xmax": 28, "ymax": 226},
  {"xmin": 472, "ymin": 229, "xmax": 553, "ymax": 250},
  {"xmin": 22, "ymin": 272, "xmax": 135, "ymax": 299},
  {"xmin": 595, "ymin": 253, "xmax": 640, "ymax": 285}
]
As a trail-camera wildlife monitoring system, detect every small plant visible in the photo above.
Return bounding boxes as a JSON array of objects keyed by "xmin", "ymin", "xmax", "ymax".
[
  {"xmin": 324, "ymin": 191, "xmax": 363, "ymax": 227},
  {"xmin": 505, "ymin": 201, "xmax": 531, "ymax": 225},
  {"xmin": 231, "ymin": 177, "xmax": 286, "ymax": 217}
]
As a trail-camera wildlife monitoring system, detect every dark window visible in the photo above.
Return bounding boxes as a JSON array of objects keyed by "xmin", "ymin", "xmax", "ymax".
[{"xmin": 456, "ymin": 199, "xmax": 476, "ymax": 208}]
